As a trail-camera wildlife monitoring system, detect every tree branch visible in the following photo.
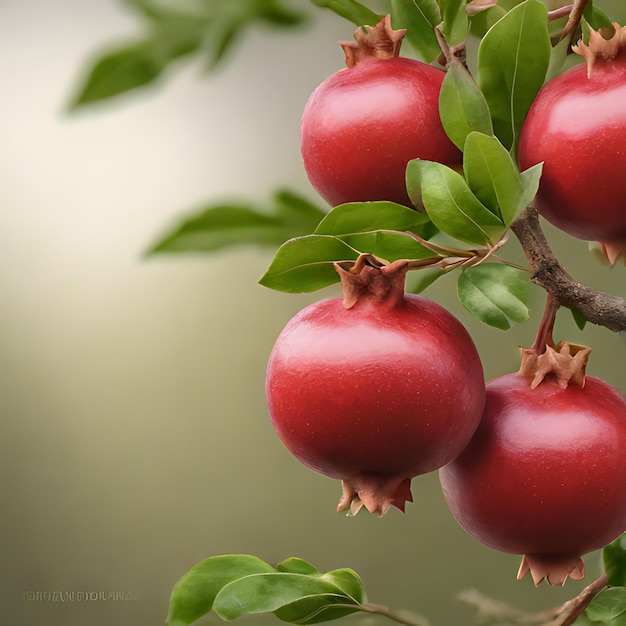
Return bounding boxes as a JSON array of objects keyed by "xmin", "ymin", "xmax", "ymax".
[{"xmin": 510, "ymin": 207, "xmax": 626, "ymax": 333}]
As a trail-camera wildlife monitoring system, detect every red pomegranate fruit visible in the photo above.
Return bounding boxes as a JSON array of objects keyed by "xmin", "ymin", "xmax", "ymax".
[
  {"xmin": 300, "ymin": 15, "xmax": 461, "ymax": 208},
  {"xmin": 440, "ymin": 342, "xmax": 626, "ymax": 585},
  {"xmin": 518, "ymin": 24, "xmax": 626, "ymax": 265},
  {"xmin": 265, "ymin": 256, "xmax": 485, "ymax": 516}
]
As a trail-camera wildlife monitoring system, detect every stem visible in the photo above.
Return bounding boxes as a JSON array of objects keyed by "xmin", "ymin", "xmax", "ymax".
[
  {"xmin": 548, "ymin": 5, "xmax": 573, "ymax": 22},
  {"xmin": 458, "ymin": 573, "xmax": 608, "ymax": 625},
  {"xmin": 530, "ymin": 293, "xmax": 560, "ymax": 354},
  {"xmin": 510, "ymin": 207, "xmax": 626, "ymax": 333},
  {"xmin": 560, "ymin": 0, "xmax": 590, "ymax": 43},
  {"xmin": 360, "ymin": 603, "xmax": 431, "ymax": 626},
  {"xmin": 550, "ymin": 573, "xmax": 608, "ymax": 626}
]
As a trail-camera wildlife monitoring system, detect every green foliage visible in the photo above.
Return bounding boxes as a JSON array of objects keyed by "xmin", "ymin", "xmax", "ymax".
[
  {"xmin": 604, "ymin": 534, "xmax": 626, "ymax": 588},
  {"xmin": 167, "ymin": 555, "xmax": 367, "ymax": 626},
  {"xmin": 309, "ymin": 0, "xmax": 381, "ymax": 26},
  {"xmin": 439, "ymin": 62, "xmax": 493, "ymax": 151},
  {"xmin": 585, "ymin": 587, "xmax": 626, "ymax": 625},
  {"xmin": 477, "ymin": 0, "xmax": 551, "ymax": 154},
  {"xmin": 70, "ymin": 0, "xmax": 309, "ymax": 108},
  {"xmin": 390, "ymin": 0, "xmax": 441, "ymax": 62},
  {"xmin": 457, "ymin": 264, "xmax": 529, "ymax": 329},
  {"xmin": 146, "ymin": 189, "xmax": 326, "ymax": 255}
]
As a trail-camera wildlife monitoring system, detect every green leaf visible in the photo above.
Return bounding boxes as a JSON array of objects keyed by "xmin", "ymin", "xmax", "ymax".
[
  {"xmin": 315, "ymin": 201, "xmax": 431, "ymax": 236},
  {"xmin": 407, "ymin": 268, "xmax": 446, "ymax": 294},
  {"xmin": 439, "ymin": 62, "xmax": 494, "ymax": 150},
  {"xmin": 604, "ymin": 534, "xmax": 626, "ymax": 588},
  {"xmin": 146, "ymin": 189, "xmax": 325, "ymax": 255},
  {"xmin": 518, "ymin": 162, "xmax": 543, "ymax": 213},
  {"xmin": 340, "ymin": 231, "xmax": 433, "ymax": 263},
  {"xmin": 477, "ymin": 0, "xmax": 551, "ymax": 153},
  {"xmin": 570, "ymin": 308, "xmax": 588, "ymax": 331},
  {"xmin": 406, "ymin": 160, "xmax": 505, "ymax": 246},
  {"xmin": 469, "ymin": 4, "xmax": 506, "ymax": 39},
  {"xmin": 585, "ymin": 587, "xmax": 626, "ymax": 624},
  {"xmin": 167, "ymin": 554, "xmax": 276, "ymax": 626},
  {"xmin": 309, "ymin": 0, "xmax": 380, "ymax": 26},
  {"xmin": 583, "ymin": 2, "xmax": 613, "ymax": 33},
  {"xmin": 439, "ymin": 0, "xmax": 469, "ymax": 47},
  {"xmin": 259, "ymin": 235, "xmax": 359, "ymax": 292},
  {"xmin": 276, "ymin": 558, "xmax": 321, "ymax": 576},
  {"xmin": 457, "ymin": 264, "xmax": 529, "ymax": 329},
  {"xmin": 213, "ymin": 572, "xmax": 360, "ymax": 621},
  {"xmin": 69, "ymin": 41, "xmax": 176, "ymax": 108},
  {"xmin": 70, "ymin": 1, "xmax": 309, "ymax": 107},
  {"xmin": 463, "ymin": 132, "xmax": 524, "ymax": 225},
  {"xmin": 390, "ymin": 0, "xmax": 441, "ymax": 62}
]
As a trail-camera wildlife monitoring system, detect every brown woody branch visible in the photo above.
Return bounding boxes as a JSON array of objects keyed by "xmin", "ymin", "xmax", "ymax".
[{"xmin": 510, "ymin": 207, "xmax": 626, "ymax": 333}]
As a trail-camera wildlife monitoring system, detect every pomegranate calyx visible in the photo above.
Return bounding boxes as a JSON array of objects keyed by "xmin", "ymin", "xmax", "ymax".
[
  {"xmin": 518, "ymin": 341, "xmax": 591, "ymax": 390},
  {"xmin": 337, "ymin": 476, "xmax": 413, "ymax": 517},
  {"xmin": 600, "ymin": 240, "xmax": 626, "ymax": 267},
  {"xmin": 517, "ymin": 554, "xmax": 585, "ymax": 587},
  {"xmin": 334, "ymin": 255, "xmax": 409, "ymax": 310},
  {"xmin": 573, "ymin": 23, "xmax": 626, "ymax": 77},
  {"xmin": 340, "ymin": 14, "xmax": 406, "ymax": 68}
]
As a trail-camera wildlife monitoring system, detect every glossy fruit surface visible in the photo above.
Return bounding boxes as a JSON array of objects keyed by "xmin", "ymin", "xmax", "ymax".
[
  {"xmin": 266, "ymin": 263, "xmax": 485, "ymax": 515},
  {"xmin": 301, "ymin": 35, "xmax": 460, "ymax": 208},
  {"xmin": 518, "ymin": 28, "xmax": 626, "ymax": 262},
  {"xmin": 440, "ymin": 372, "xmax": 626, "ymax": 584}
]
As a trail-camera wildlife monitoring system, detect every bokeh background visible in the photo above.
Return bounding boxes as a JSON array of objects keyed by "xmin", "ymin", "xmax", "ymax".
[{"xmin": 2, "ymin": 1, "xmax": 625, "ymax": 625}]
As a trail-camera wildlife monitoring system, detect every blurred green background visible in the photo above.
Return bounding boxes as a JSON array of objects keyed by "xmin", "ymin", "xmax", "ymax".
[{"xmin": 1, "ymin": 1, "xmax": 625, "ymax": 625}]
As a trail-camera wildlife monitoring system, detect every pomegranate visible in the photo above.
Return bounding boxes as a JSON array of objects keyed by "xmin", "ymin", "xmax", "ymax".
[
  {"xmin": 518, "ymin": 23, "xmax": 626, "ymax": 265},
  {"xmin": 265, "ymin": 256, "xmax": 485, "ymax": 516},
  {"xmin": 300, "ymin": 15, "xmax": 461, "ymax": 208},
  {"xmin": 440, "ymin": 341, "xmax": 626, "ymax": 586}
]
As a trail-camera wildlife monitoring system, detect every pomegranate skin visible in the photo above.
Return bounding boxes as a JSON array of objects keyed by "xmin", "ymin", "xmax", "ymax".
[
  {"xmin": 440, "ymin": 373, "xmax": 626, "ymax": 567},
  {"xmin": 301, "ymin": 56, "xmax": 461, "ymax": 208},
  {"xmin": 266, "ymin": 293, "xmax": 485, "ymax": 514},
  {"xmin": 518, "ymin": 57, "xmax": 626, "ymax": 245}
]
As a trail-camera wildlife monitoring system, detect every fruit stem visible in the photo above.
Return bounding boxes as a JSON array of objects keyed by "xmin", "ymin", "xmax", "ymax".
[
  {"xmin": 359, "ymin": 603, "xmax": 431, "ymax": 626},
  {"xmin": 434, "ymin": 26, "xmax": 468, "ymax": 69},
  {"xmin": 530, "ymin": 293, "xmax": 560, "ymax": 355},
  {"xmin": 559, "ymin": 0, "xmax": 590, "ymax": 43}
]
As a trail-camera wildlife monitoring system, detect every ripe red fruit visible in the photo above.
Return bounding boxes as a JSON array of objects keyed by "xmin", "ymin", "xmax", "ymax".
[
  {"xmin": 300, "ymin": 15, "xmax": 461, "ymax": 208},
  {"xmin": 518, "ymin": 24, "xmax": 626, "ymax": 265},
  {"xmin": 266, "ymin": 257, "xmax": 485, "ymax": 516},
  {"xmin": 440, "ymin": 343, "xmax": 626, "ymax": 586}
]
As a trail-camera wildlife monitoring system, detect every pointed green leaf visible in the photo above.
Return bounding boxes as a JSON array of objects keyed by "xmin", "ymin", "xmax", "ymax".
[
  {"xmin": 315, "ymin": 201, "xmax": 430, "ymax": 237},
  {"xmin": 583, "ymin": 2, "xmax": 613, "ymax": 33},
  {"xmin": 439, "ymin": 0, "xmax": 469, "ymax": 47},
  {"xmin": 407, "ymin": 268, "xmax": 446, "ymax": 294},
  {"xmin": 571, "ymin": 307, "xmax": 588, "ymax": 331},
  {"xmin": 604, "ymin": 534, "xmax": 626, "ymax": 588},
  {"xmin": 259, "ymin": 235, "xmax": 359, "ymax": 293},
  {"xmin": 340, "ymin": 231, "xmax": 433, "ymax": 263},
  {"xmin": 321, "ymin": 569, "xmax": 364, "ymax": 604},
  {"xmin": 390, "ymin": 0, "xmax": 441, "ymax": 62},
  {"xmin": 167, "ymin": 555, "xmax": 275, "ymax": 626},
  {"xmin": 585, "ymin": 587, "xmax": 626, "ymax": 624},
  {"xmin": 69, "ymin": 41, "xmax": 173, "ymax": 108},
  {"xmin": 309, "ymin": 0, "xmax": 380, "ymax": 26},
  {"xmin": 518, "ymin": 162, "xmax": 543, "ymax": 214},
  {"xmin": 463, "ymin": 132, "xmax": 522, "ymax": 225},
  {"xmin": 275, "ymin": 599, "xmax": 363, "ymax": 624},
  {"xmin": 213, "ymin": 573, "xmax": 359, "ymax": 621},
  {"xmin": 275, "ymin": 558, "xmax": 320, "ymax": 576},
  {"xmin": 457, "ymin": 264, "xmax": 529, "ymax": 329},
  {"xmin": 477, "ymin": 0, "xmax": 551, "ymax": 152},
  {"xmin": 406, "ymin": 160, "xmax": 504, "ymax": 245},
  {"xmin": 439, "ymin": 62, "xmax": 493, "ymax": 150},
  {"xmin": 147, "ymin": 190, "xmax": 325, "ymax": 255}
]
